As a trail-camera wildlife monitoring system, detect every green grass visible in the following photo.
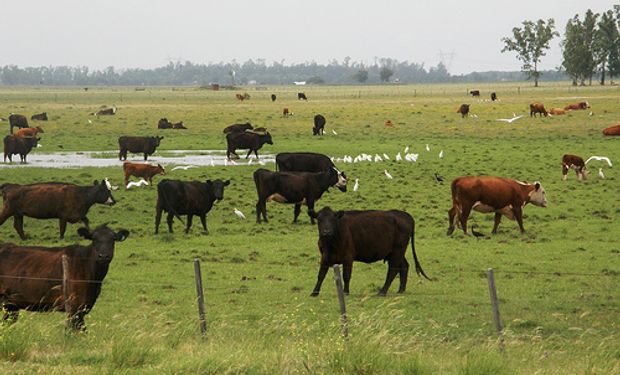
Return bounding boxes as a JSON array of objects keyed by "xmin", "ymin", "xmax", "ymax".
[{"xmin": 0, "ymin": 83, "xmax": 618, "ymax": 374}]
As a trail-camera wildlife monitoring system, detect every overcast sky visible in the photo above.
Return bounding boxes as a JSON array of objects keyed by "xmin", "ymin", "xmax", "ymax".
[{"xmin": 0, "ymin": 1, "xmax": 614, "ymax": 75}]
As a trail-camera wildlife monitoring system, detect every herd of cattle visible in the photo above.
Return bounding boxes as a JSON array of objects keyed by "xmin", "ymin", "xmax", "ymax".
[{"xmin": 0, "ymin": 91, "xmax": 617, "ymax": 331}]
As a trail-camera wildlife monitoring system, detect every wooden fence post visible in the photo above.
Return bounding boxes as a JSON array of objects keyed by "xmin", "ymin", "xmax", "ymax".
[
  {"xmin": 194, "ymin": 259, "xmax": 207, "ymax": 336},
  {"xmin": 487, "ymin": 268, "xmax": 504, "ymax": 351},
  {"xmin": 61, "ymin": 255, "xmax": 70, "ymax": 331},
  {"xmin": 332, "ymin": 265, "xmax": 349, "ymax": 339}
]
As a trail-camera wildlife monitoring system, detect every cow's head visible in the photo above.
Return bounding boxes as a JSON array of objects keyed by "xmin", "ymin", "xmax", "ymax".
[
  {"xmin": 156, "ymin": 164, "xmax": 165, "ymax": 175},
  {"xmin": 332, "ymin": 168, "xmax": 347, "ymax": 192},
  {"xmin": 528, "ymin": 181, "xmax": 547, "ymax": 207},
  {"xmin": 154, "ymin": 136, "xmax": 164, "ymax": 146},
  {"xmin": 312, "ymin": 206, "xmax": 344, "ymax": 244},
  {"xmin": 78, "ymin": 225, "xmax": 129, "ymax": 263},
  {"xmin": 262, "ymin": 132, "xmax": 273, "ymax": 145},
  {"xmin": 93, "ymin": 179, "xmax": 116, "ymax": 206},
  {"xmin": 35, "ymin": 126, "xmax": 44, "ymax": 133},
  {"xmin": 207, "ymin": 179, "xmax": 230, "ymax": 201}
]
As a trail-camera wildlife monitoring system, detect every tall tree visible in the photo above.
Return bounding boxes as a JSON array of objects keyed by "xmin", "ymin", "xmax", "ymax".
[
  {"xmin": 501, "ymin": 18, "xmax": 559, "ymax": 87},
  {"xmin": 562, "ymin": 10, "xmax": 599, "ymax": 85},
  {"xmin": 594, "ymin": 10, "xmax": 620, "ymax": 85},
  {"xmin": 353, "ymin": 69, "xmax": 368, "ymax": 83},
  {"xmin": 379, "ymin": 67, "xmax": 394, "ymax": 82}
]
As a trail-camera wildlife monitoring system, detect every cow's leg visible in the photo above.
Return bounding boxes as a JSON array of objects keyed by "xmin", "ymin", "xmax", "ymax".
[
  {"xmin": 398, "ymin": 258, "xmax": 409, "ymax": 293},
  {"xmin": 166, "ymin": 213, "xmax": 174, "ymax": 233},
  {"xmin": 13, "ymin": 215, "xmax": 26, "ymax": 240},
  {"xmin": 310, "ymin": 262, "xmax": 329, "ymax": 297},
  {"xmin": 379, "ymin": 261, "xmax": 399, "ymax": 296},
  {"xmin": 143, "ymin": 153, "xmax": 148, "ymax": 161},
  {"xmin": 307, "ymin": 200, "xmax": 316, "ymax": 224},
  {"xmin": 155, "ymin": 206, "xmax": 162, "ymax": 234},
  {"xmin": 185, "ymin": 214, "xmax": 193, "ymax": 234},
  {"xmin": 67, "ymin": 310, "xmax": 87, "ymax": 332},
  {"xmin": 513, "ymin": 206, "xmax": 525, "ymax": 233},
  {"xmin": 59, "ymin": 219, "xmax": 68, "ymax": 239},
  {"xmin": 293, "ymin": 203, "xmax": 302, "ymax": 223},
  {"xmin": 2, "ymin": 304, "xmax": 19, "ymax": 323},
  {"xmin": 254, "ymin": 150, "xmax": 259, "ymax": 159},
  {"xmin": 492, "ymin": 212, "xmax": 502, "ymax": 234},
  {"xmin": 342, "ymin": 261, "xmax": 353, "ymax": 295},
  {"xmin": 459, "ymin": 205, "xmax": 472, "ymax": 235},
  {"xmin": 562, "ymin": 165, "xmax": 568, "ymax": 181},
  {"xmin": 124, "ymin": 172, "xmax": 130, "ymax": 187},
  {"xmin": 199, "ymin": 214, "xmax": 208, "ymax": 234},
  {"xmin": 245, "ymin": 149, "xmax": 253, "ymax": 159},
  {"xmin": 256, "ymin": 199, "xmax": 268, "ymax": 223},
  {"xmin": 447, "ymin": 206, "xmax": 458, "ymax": 235},
  {"xmin": 0, "ymin": 203, "xmax": 13, "ymax": 226}
]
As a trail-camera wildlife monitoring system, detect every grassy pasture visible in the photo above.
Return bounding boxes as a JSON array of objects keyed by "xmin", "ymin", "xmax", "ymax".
[{"xmin": 0, "ymin": 83, "xmax": 619, "ymax": 374}]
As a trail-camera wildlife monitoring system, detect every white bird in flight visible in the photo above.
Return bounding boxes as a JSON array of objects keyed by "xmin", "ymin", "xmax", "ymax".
[
  {"xmin": 384, "ymin": 170, "xmax": 393, "ymax": 179},
  {"xmin": 126, "ymin": 179, "xmax": 149, "ymax": 189},
  {"xmin": 404, "ymin": 145, "xmax": 410, "ymax": 154},
  {"xmin": 496, "ymin": 115, "xmax": 524, "ymax": 123},
  {"xmin": 353, "ymin": 178, "xmax": 359, "ymax": 191},
  {"xmin": 87, "ymin": 119, "xmax": 92, "ymax": 124},
  {"xmin": 439, "ymin": 150, "xmax": 444, "ymax": 159},
  {"xmin": 585, "ymin": 156, "xmax": 613, "ymax": 167},
  {"xmin": 234, "ymin": 208, "xmax": 246, "ymax": 219},
  {"xmin": 598, "ymin": 168, "xmax": 605, "ymax": 179},
  {"xmin": 171, "ymin": 165, "xmax": 197, "ymax": 171},
  {"xmin": 104, "ymin": 178, "xmax": 119, "ymax": 191},
  {"xmin": 425, "ymin": 144, "xmax": 430, "ymax": 152},
  {"xmin": 383, "ymin": 153, "xmax": 390, "ymax": 160},
  {"xmin": 332, "ymin": 129, "xmax": 338, "ymax": 135}
]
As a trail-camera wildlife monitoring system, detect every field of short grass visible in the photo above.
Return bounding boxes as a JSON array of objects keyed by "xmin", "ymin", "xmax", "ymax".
[{"xmin": 0, "ymin": 83, "xmax": 619, "ymax": 374}]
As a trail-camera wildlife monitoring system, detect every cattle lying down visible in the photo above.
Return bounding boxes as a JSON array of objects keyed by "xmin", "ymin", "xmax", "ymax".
[
  {"xmin": 91, "ymin": 106, "xmax": 117, "ymax": 116},
  {"xmin": 309, "ymin": 207, "xmax": 430, "ymax": 296},
  {"xmin": 0, "ymin": 225, "xmax": 129, "ymax": 331},
  {"xmin": 276, "ymin": 152, "xmax": 335, "ymax": 173},
  {"xmin": 3, "ymin": 135, "xmax": 39, "ymax": 163},
  {"xmin": 31, "ymin": 112, "xmax": 48, "ymax": 121},
  {"xmin": 603, "ymin": 125, "xmax": 620, "ymax": 136},
  {"xmin": 155, "ymin": 179, "xmax": 230, "ymax": 234},
  {"xmin": 447, "ymin": 176, "xmax": 547, "ymax": 235},
  {"xmin": 253, "ymin": 167, "xmax": 347, "ymax": 224},
  {"xmin": 562, "ymin": 154, "xmax": 588, "ymax": 181},
  {"xmin": 564, "ymin": 102, "xmax": 590, "ymax": 110},
  {"xmin": 0, "ymin": 180, "xmax": 116, "ymax": 240},
  {"xmin": 123, "ymin": 162, "xmax": 165, "ymax": 187}
]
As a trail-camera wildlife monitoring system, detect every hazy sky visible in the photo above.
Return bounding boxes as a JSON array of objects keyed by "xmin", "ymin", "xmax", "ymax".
[{"xmin": 0, "ymin": 1, "xmax": 614, "ymax": 75}]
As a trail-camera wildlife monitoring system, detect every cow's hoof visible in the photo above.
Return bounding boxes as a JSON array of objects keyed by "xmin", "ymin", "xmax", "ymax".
[
  {"xmin": 377, "ymin": 291, "xmax": 387, "ymax": 297},
  {"xmin": 446, "ymin": 226, "xmax": 455, "ymax": 236},
  {"xmin": 310, "ymin": 291, "xmax": 319, "ymax": 297}
]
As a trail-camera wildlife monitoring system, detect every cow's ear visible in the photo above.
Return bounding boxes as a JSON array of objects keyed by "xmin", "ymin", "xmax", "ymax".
[
  {"xmin": 101, "ymin": 179, "xmax": 106, "ymax": 186},
  {"xmin": 224, "ymin": 180, "xmax": 231, "ymax": 186},
  {"xmin": 77, "ymin": 227, "xmax": 92, "ymax": 240},
  {"xmin": 206, "ymin": 179, "xmax": 212, "ymax": 184},
  {"xmin": 93, "ymin": 180, "xmax": 99, "ymax": 186},
  {"xmin": 115, "ymin": 230, "xmax": 129, "ymax": 242},
  {"xmin": 535, "ymin": 182, "xmax": 541, "ymax": 190},
  {"xmin": 336, "ymin": 211, "xmax": 345, "ymax": 219}
]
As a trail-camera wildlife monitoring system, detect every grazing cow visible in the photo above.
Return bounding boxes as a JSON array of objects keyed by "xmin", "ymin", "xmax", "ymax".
[
  {"xmin": 235, "ymin": 93, "xmax": 250, "ymax": 101},
  {"xmin": 91, "ymin": 106, "xmax": 117, "ymax": 116},
  {"xmin": 562, "ymin": 154, "xmax": 588, "ymax": 181},
  {"xmin": 491, "ymin": 92, "xmax": 497, "ymax": 101},
  {"xmin": 0, "ymin": 180, "xmax": 116, "ymax": 239},
  {"xmin": 469, "ymin": 90, "xmax": 480, "ymax": 97},
  {"xmin": 223, "ymin": 122, "xmax": 253, "ymax": 134},
  {"xmin": 309, "ymin": 207, "xmax": 429, "ymax": 296},
  {"xmin": 8, "ymin": 114, "xmax": 29, "ymax": 134},
  {"xmin": 271, "ymin": 94, "xmax": 277, "ymax": 102},
  {"xmin": 253, "ymin": 167, "xmax": 347, "ymax": 224},
  {"xmin": 276, "ymin": 152, "xmax": 335, "ymax": 173},
  {"xmin": 530, "ymin": 102, "xmax": 548, "ymax": 117},
  {"xmin": 549, "ymin": 108, "xmax": 566, "ymax": 115},
  {"xmin": 157, "ymin": 118, "xmax": 173, "ymax": 129},
  {"xmin": 298, "ymin": 92, "xmax": 308, "ymax": 100},
  {"xmin": 283, "ymin": 108, "xmax": 290, "ymax": 117},
  {"xmin": 447, "ymin": 176, "xmax": 547, "ymax": 235},
  {"xmin": 123, "ymin": 162, "xmax": 165, "ymax": 187},
  {"xmin": 31, "ymin": 112, "xmax": 48, "ymax": 121},
  {"xmin": 15, "ymin": 126, "xmax": 44, "ymax": 138},
  {"xmin": 118, "ymin": 136, "xmax": 163, "ymax": 161},
  {"xmin": 226, "ymin": 131, "xmax": 273, "ymax": 160},
  {"xmin": 3, "ymin": 135, "xmax": 39, "ymax": 163},
  {"xmin": 155, "ymin": 179, "xmax": 230, "ymax": 234},
  {"xmin": 602, "ymin": 124, "xmax": 620, "ymax": 136},
  {"xmin": 457, "ymin": 104, "xmax": 470, "ymax": 118},
  {"xmin": 0, "ymin": 225, "xmax": 129, "ymax": 331},
  {"xmin": 564, "ymin": 102, "xmax": 590, "ymax": 111},
  {"xmin": 313, "ymin": 114, "xmax": 326, "ymax": 135},
  {"xmin": 172, "ymin": 121, "xmax": 187, "ymax": 129}
]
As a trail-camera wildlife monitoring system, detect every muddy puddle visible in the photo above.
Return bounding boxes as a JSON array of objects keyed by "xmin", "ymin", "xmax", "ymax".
[{"xmin": 0, "ymin": 150, "xmax": 274, "ymax": 169}]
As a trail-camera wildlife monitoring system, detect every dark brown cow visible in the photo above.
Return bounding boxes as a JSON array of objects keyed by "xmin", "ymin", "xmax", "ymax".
[
  {"xmin": 562, "ymin": 154, "xmax": 588, "ymax": 181},
  {"xmin": 283, "ymin": 108, "xmax": 290, "ymax": 117},
  {"xmin": 91, "ymin": 106, "xmax": 117, "ymax": 116},
  {"xmin": 31, "ymin": 112, "xmax": 48, "ymax": 121},
  {"xmin": 457, "ymin": 104, "xmax": 470, "ymax": 118},
  {"xmin": 226, "ymin": 131, "xmax": 273, "ymax": 160},
  {"xmin": 313, "ymin": 114, "xmax": 326, "ymax": 135},
  {"xmin": 564, "ymin": 102, "xmax": 590, "ymax": 110},
  {"xmin": 253, "ymin": 167, "xmax": 347, "ymax": 224},
  {"xmin": 3, "ymin": 135, "xmax": 39, "ymax": 163},
  {"xmin": 271, "ymin": 94, "xmax": 277, "ymax": 102},
  {"xmin": 603, "ymin": 125, "xmax": 620, "ymax": 136},
  {"xmin": 8, "ymin": 114, "xmax": 29, "ymax": 134},
  {"xmin": 235, "ymin": 93, "xmax": 250, "ymax": 101},
  {"xmin": 469, "ymin": 90, "xmax": 480, "ymax": 97},
  {"xmin": 447, "ymin": 176, "xmax": 547, "ymax": 235},
  {"xmin": 155, "ymin": 179, "xmax": 230, "ymax": 234},
  {"xmin": 123, "ymin": 162, "xmax": 165, "ymax": 187},
  {"xmin": 276, "ymin": 152, "xmax": 335, "ymax": 173},
  {"xmin": 172, "ymin": 121, "xmax": 187, "ymax": 129},
  {"xmin": 0, "ymin": 225, "xmax": 129, "ymax": 331},
  {"xmin": 118, "ymin": 136, "xmax": 163, "ymax": 161},
  {"xmin": 491, "ymin": 92, "xmax": 497, "ymax": 101},
  {"xmin": 298, "ymin": 92, "xmax": 308, "ymax": 100},
  {"xmin": 157, "ymin": 118, "xmax": 173, "ymax": 129},
  {"xmin": 0, "ymin": 180, "xmax": 116, "ymax": 239},
  {"xmin": 530, "ymin": 102, "xmax": 548, "ymax": 117},
  {"xmin": 223, "ymin": 122, "xmax": 253, "ymax": 134},
  {"xmin": 309, "ymin": 207, "xmax": 429, "ymax": 296},
  {"xmin": 15, "ymin": 126, "xmax": 44, "ymax": 138}
]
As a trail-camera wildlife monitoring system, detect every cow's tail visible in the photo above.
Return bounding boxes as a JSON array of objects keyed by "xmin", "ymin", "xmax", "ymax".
[
  {"xmin": 156, "ymin": 183, "xmax": 185, "ymax": 225},
  {"xmin": 410, "ymin": 218, "xmax": 430, "ymax": 280}
]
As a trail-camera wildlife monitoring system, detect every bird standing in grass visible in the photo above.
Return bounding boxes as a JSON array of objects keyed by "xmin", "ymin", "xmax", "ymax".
[
  {"xmin": 384, "ymin": 170, "xmax": 393, "ymax": 179},
  {"xmin": 353, "ymin": 178, "xmax": 359, "ymax": 192},
  {"xmin": 599, "ymin": 168, "xmax": 605, "ymax": 179},
  {"xmin": 234, "ymin": 208, "xmax": 246, "ymax": 219}
]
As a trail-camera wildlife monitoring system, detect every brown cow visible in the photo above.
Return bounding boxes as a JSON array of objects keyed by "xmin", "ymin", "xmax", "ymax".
[
  {"xmin": 15, "ymin": 126, "xmax": 44, "ymax": 137},
  {"xmin": 235, "ymin": 93, "xmax": 250, "ymax": 101},
  {"xmin": 530, "ymin": 102, "xmax": 548, "ymax": 117},
  {"xmin": 172, "ymin": 121, "xmax": 187, "ymax": 129},
  {"xmin": 91, "ymin": 106, "xmax": 117, "ymax": 116},
  {"xmin": 0, "ymin": 225, "xmax": 129, "ymax": 331},
  {"xmin": 602, "ymin": 125, "xmax": 620, "ymax": 136},
  {"xmin": 283, "ymin": 108, "xmax": 290, "ymax": 117},
  {"xmin": 447, "ymin": 176, "xmax": 547, "ymax": 235},
  {"xmin": 549, "ymin": 108, "xmax": 566, "ymax": 115},
  {"xmin": 457, "ymin": 104, "xmax": 470, "ymax": 118},
  {"xmin": 562, "ymin": 154, "xmax": 588, "ymax": 181},
  {"xmin": 123, "ymin": 162, "xmax": 165, "ymax": 187},
  {"xmin": 564, "ymin": 102, "xmax": 590, "ymax": 111}
]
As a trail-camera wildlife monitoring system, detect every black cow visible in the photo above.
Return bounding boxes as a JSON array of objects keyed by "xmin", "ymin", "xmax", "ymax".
[
  {"xmin": 157, "ymin": 118, "xmax": 173, "ymax": 129},
  {"xmin": 298, "ymin": 92, "xmax": 308, "ymax": 100},
  {"xmin": 491, "ymin": 92, "xmax": 497, "ymax": 101},
  {"xmin": 3, "ymin": 135, "xmax": 39, "ymax": 163},
  {"xmin": 31, "ymin": 112, "xmax": 48, "ymax": 121},
  {"xmin": 226, "ymin": 131, "xmax": 273, "ymax": 160},
  {"xmin": 155, "ymin": 179, "xmax": 230, "ymax": 234},
  {"xmin": 118, "ymin": 136, "xmax": 163, "ymax": 161},
  {"xmin": 276, "ymin": 152, "xmax": 335, "ymax": 173},
  {"xmin": 8, "ymin": 114, "xmax": 29, "ymax": 134},
  {"xmin": 0, "ymin": 225, "xmax": 129, "ymax": 331},
  {"xmin": 0, "ymin": 180, "xmax": 116, "ymax": 240},
  {"xmin": 223, "ymin": 122, "xmax": 253, "ymax": 134},
  {"xmin": 253, "ymin": 167, "xmax": 347, "ymax": 224},
  {"xmin": 309, "ymin": 207, "xmax": 430, "ymax": 296},
  {"xmin": 271, "ymin": 94, "xmax": 277, "ymax": 102},
  {"xmin": 457, "ymin": 104, "xmax": 470, "ymax": 118},
  {"xmin": 313, "ymin": 114, "xmax": 326, "ymax": 135},
  {"xmin": 469, "ymin": 90, "xmax": 480, "ymax": 97}
]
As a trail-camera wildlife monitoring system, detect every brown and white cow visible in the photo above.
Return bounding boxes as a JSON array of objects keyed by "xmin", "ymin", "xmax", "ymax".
[
  {"xmin": 564, "ymin": 102, "xmax": 590, "ymax": 111},
  {"xmin": 447, "ymin": 176, "xmax": 547, "ymax": 235},
  {"xmin": 530, "ymin": 102, "xmax": 548, "ymax": 117},
  {"xmin": 123, "ymin": 162, "xmax": 165, "ymax": 187},
  {"xmin": 561, "ymin": 154, "xmax": 588, "ymax": 181}
]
